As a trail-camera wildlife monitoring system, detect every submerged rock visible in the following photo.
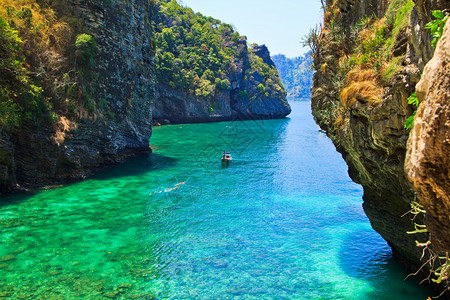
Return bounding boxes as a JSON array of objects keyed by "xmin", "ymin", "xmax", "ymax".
[
  {"xmin": 0, "ymin": 254, "xmax": 16, "ymax": 262},
  {"xmin": 103, "ymin": 290, "xmax": 120, "ymax": 298},
  {"xmin": 207, "ymin": 258, "xmax": 228, "ymax": 269}
]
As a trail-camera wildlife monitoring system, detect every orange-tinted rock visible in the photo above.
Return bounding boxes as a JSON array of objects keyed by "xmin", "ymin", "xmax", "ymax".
[{"xmin": 405, "ymin": 19, "xmax": 450, "ymax": 252}]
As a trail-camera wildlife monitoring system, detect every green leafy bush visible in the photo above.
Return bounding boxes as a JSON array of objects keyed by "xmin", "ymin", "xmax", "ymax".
[
  {"xmin": 75, "ymin": 33, "xmax": 97, "ymax": 66},
  {"xmin": 425, "ymin": 10, "xmax": 449, "ymax": 48},
  {"xmin": 256, "ymin": 84, "xmax": 265, "ymax": 93},
  {"xmin": 404, "ymin": 93, "xmax": 418, "ymax": 130},
  {"xmin": 0, "ymin": 16, "xmax": 35, "ymax": 129}
]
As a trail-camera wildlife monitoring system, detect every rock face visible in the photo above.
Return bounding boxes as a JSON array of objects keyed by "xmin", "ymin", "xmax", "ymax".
[
  {"xmin": 405, "ymin": 19, "xmax": 450, "ymax": 252},
  {"xmin": 153, "ymin": 43, "xmax": 291, "ymax": 124},
  {"xmin": 0, "ymin": 0, "xmax": 290, "ymax": 193},
  {"xmin": 153, "ymin": 42, "xmax": 291, "ymax": 124},
  {"xmin": 153, "ymin": 84, "xmax": 232, "ymax": 124},
  {"xmin": 0, "ymin": 0, "xmax": 156, "ymax": 193},
  {"xmin": 151, "ymin": 2, "xmax": 290, "ymax": 125},
  {"xmin": 251, "ymin": 45, "xmax": 276, "ymax": 68},
  {"xmin": 311, "ymin": 0, "xmax": 450, "ymax": 273}
]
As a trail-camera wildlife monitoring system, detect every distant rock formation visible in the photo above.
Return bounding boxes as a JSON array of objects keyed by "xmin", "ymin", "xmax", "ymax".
[
  {"xmin": 151, "ymin": 1, "xmax": 290, "ymax": 124},
  {"xmin": 153, "ymin": 42, "xmax": 291, "ymax": 124},
  {"xmin": 272, "ymin": 53, "xmax": 313, "ymax": 99}
]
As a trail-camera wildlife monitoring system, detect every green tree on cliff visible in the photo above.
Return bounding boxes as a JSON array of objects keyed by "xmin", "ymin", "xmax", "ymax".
[{"xmin": 152, "ymin": 0, "xmax": 285, "ymax": 102}]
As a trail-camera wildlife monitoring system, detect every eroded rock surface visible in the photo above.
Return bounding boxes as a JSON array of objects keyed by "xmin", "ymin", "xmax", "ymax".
[
  {"xmin": 311, "ymin": 0, "xmax": 450, "ymax": 271},
  {"xmin": 405, "ymin": 19, "xmax": 450, "ymax": 252},
  {"xmin": 0, "ymin": 0, "xmax": 156, "ymax": 193},
  {"xmin": 153, "ymin": 42, "xmax": 291, "ymax": 124}
]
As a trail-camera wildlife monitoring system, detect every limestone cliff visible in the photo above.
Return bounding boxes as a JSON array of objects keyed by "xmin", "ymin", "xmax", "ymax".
[
  {"xmin": 405, "ymin": 18, "xmax": 450, "ymax": 253},
  {"xmin": 311, "ymin": 0, "xmax": 450, "ymax": 274},
  {"xmin": 151, "ymin": 0, "xmax": 290, "ymax": 124},
  {"xmin": 153, "ymin": 43, "xmax": 291, "ymax": 124},
  {"xmin": 0, "ymin": 0, "xmax": 156, "ymax": 193},
  {"xmin": 0, "ymin": 0, "xmax": 290, "ymax": 194}
]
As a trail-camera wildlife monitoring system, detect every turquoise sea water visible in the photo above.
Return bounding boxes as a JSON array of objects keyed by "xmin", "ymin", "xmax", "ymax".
[{"xmin": 0, "ymin": 101, "xmax": 431, "ymax": 299}]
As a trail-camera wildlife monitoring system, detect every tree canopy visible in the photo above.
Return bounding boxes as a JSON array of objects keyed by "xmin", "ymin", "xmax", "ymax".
[{"xmin": 153, "ymin": 0, "xmax": 285, "ymax": 102}]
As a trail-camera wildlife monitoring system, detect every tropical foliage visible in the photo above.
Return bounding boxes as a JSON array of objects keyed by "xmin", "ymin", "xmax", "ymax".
[
  {"xmin": 425, "ymin": 10, "xmax": 449, "ymax": 48},
  {"xmin": 152, "ymin": 0, "xmax": 285, "ymax": 102},
  {"xmin": 0, "ymin": 0, "xmax": 92, "ymax": 130},
  {"xmin": 312, "ymin": 0, "xmax": 416, "ymax": 131},
  {"xmin": 404, "ymin": 93, "xmax": 417, "ymax": 130},
  {"xmin": 0, "ymin": 0, "xmax": 286, "ymax": 130},
  {"xmin": 0, "ymin": 16, "xmax": 27, "ymax": 129}
]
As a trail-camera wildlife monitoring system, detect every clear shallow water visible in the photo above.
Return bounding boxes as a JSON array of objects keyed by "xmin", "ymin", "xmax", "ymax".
[{"xmin": 0, "ymin": 101, "xmax": 431, "ymax": 299}]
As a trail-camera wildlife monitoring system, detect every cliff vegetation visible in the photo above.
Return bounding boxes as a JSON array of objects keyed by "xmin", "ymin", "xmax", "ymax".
[
  {"xmin": 151, "ymin": 0, "xmax": 290, "ymax": 123},
  {"xmin": 0, "ymin": 0, "xmax": 121, "ymax": 131},
  {"xmin": 0, "ymin": 0, "xmax": 156, "ymax": 193},
  {"xmin": 405, "ymin": 16, "xmax": 450, "ymax": 293},
  {"xmin": 0, "ymin": 0, "xmax": 75, "ymax": 130},
  {"xmin": 0, "ymin": 0, "xmax": 290, "ymax": 193}
]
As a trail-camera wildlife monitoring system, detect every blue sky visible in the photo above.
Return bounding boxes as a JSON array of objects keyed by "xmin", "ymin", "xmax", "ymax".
[{"xmin": 180, "ymin": 0, "xmax": 323, "ymax": 58}]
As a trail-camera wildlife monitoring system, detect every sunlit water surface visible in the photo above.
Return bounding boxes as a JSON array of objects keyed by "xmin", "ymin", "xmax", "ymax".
[{"xmin": 0, "ymin": 101, "xmax": 431, "ymax": 299}]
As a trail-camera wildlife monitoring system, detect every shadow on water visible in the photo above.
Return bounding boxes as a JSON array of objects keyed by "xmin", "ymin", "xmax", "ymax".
[
  {"xmin": 92, "ymin": 153, "xmax": 178, "ymax": 181},
  {"xmin": 0, "ymin": 153, "xmax": 178, "ymax": 207},
  {"xmin": 220, "ymin": 160, "xmax": 230, "ymax": 169},
  {"xmin": 0, "ymin": 192, "xmax": 31, "ymax": 208},
  {"xmin": 339, "ymin": 229, "xmax": 434, "ymax": 299}
]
